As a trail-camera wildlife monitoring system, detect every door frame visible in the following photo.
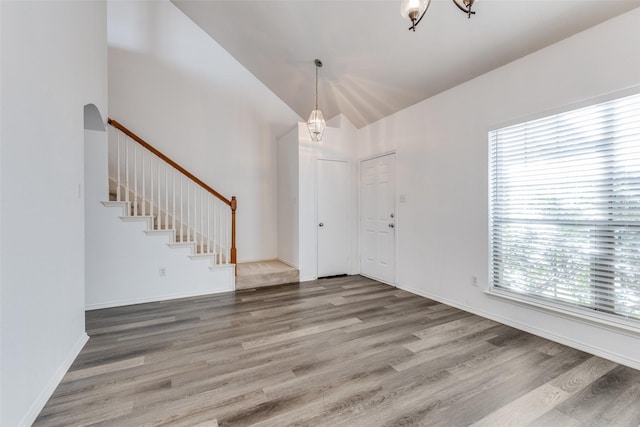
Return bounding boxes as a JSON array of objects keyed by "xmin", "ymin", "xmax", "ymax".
[
  {"xmin": 358, "ymin": 150, "xmax": 397, "ymax": 286},
  {"xmin": 316, "ymin": 158, "xmax": 351, "ymax": 279}
]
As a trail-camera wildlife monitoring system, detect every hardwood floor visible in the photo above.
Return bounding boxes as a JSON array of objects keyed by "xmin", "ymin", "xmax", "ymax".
[{"xmin": 35, "ymin": 276, "xmax": 640, "ymax": 426}]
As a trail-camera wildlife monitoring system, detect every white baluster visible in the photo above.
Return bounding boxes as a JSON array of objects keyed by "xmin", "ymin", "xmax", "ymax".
[
  {"xmin": 199, "ymin": 191, "xmax": 201, "ymax": 250},
  {"xmin": 199, "ymin": 190, "xmax": 203, "ymax": 254},
  {"xmin": 219, "ymin": 203, "xmax": 223, "ymax": 264},
  {"xmin": 225, "ymin": 204, "xmax": 229, "ymax": 264},
  {"xmin": 172, "ymin": 169, "xmax": 176, "ymax": 230},
  {"xmin": 192, "ymin": 182, "xmax": 195, "ymax": 243},
  {"xmin": 150, "ymin": 155, "xmax": 154, "ymax": 223},
  {"xmin": 193, "ymin": 184, "xmax": 198, "ymax": 246},
  {"xmin": 203, "ymin": 194, "xmax": 206, "ymax": 254},
  {"xmin": 222, "ymin": 203, "xmax": 225, "ymax": 263},
  {"xmin": 164, "ymin": 163, "xmax": 169, "ymax": 230},
  {"xmin": 157, "ymin": 159, "xmax": 161, "ymax": 230},
  {"xmin": 116, "ymin": 132, "xmax": 121, "ymax": 201},
  {"xmin": 196, "ymin": 188, "xmax": 201, "ymax": 253},
  {"xmin": 192, "ymin": 182, "xmax": 196, "ymax": 243},
  {"xmin": 216, "ymin": 202, "xmax": 220, "ymax": 264},
  {"xmin": 215, "ymin": 201, "xmax": 219, "ymax": 260},
  {"xmin": 141, "ymin": 149, "xmax": 146, "ymax": 216},
  {"xmin": 207, "ymin": 196, "xmax": 211, "ymax": 255},
  {"xmin": 212, "ymin": 201, "xmax": 217, "ymax": 263},
  {"xmin": 220, "ymin": 205, "xmax": 224, "ymax": 263},
  {"xmin": 201, "ymin": 190, "xmax": 204, "ymax": 252},
  {"xmin": 133, "ymin": 144, "xmax": 138, "ymax": 216},
  {"xmin": 180, "ymin": 176, "xmax": 184, "ymax": 241},
  {"xmin": 125, "ymin": 137, "xmax": 130, "ymax": 208},
  {"xmin": 187, "ymin": 181, "xmax": 191, "ymax": 242}
]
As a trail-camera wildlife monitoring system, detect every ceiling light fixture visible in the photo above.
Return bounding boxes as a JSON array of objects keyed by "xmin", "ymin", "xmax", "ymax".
[
  {"xmin": 307, "ymin": 59, "xmax": 326, "ymax": 143},
  {"xmin": 401, "ymin": 0, "xmax": 478, "ymax": 32}
]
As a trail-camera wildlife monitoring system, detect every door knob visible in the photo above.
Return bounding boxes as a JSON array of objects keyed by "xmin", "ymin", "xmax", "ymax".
[
  {"xmin": 388, "ymin": 223, "xmax": 395, "ymax": 228},
  {"xmin": 319, "ymin": 222, "xmax": 324, "ymax": 227}
]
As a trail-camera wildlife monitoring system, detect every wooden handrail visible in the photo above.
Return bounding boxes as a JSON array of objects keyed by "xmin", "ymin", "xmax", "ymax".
[
  {"xmin": 108, "ymin": 118, "xmax": 238, "ymax": 271},
  {"xmin": 108, "ymin": 118, "xmax": 231, "ymax": 206}
]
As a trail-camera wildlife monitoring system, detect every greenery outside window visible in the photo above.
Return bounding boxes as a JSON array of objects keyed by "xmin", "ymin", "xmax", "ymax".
[{"xmin": 489, "ymin": 92, "xmax": 640, "ymax": 324}]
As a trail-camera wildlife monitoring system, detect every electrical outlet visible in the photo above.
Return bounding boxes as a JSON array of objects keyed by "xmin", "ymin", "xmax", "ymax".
[
  {"xmin": 159, "ymin": 267, "xmax": 167, "ymax": 277},
  {"xmin": 471, "ymin": 276, "xmax": 478, "ymax": 287}
]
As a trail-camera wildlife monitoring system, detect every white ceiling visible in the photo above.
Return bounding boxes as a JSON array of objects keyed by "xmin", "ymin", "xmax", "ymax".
[{"xmin": 172, "ymin": 0, "xmax": 640, "ymax": 128}]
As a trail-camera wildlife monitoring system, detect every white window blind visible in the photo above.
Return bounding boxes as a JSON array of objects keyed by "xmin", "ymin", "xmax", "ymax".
[{"xmin": 489, "ymin": 92, "xmax": 640, "ymax": 323}]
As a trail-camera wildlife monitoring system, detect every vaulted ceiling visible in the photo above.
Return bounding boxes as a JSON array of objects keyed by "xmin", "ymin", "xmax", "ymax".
[{"xmin": 172, "ymin": 0, "xmax": 640, "ymax": 128}]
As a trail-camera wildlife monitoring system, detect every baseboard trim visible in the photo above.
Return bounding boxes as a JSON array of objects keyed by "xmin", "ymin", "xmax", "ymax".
[
  {"xmin": 397, "ymin": 284, "xmax": 640, "ymax": 371},
  {"xmin": 19, "ymin": 333, "xmax": 89, "ymax": 427},
  {"xmin": 85, "ymin": 286, "xmax": 233, "ymax": 311},
  {"xmin": 359, "ymin": 272, "xmax": 396, "ymax": 287}
]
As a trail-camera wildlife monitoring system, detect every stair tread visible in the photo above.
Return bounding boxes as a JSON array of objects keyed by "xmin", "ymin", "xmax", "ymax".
[
  {"xmin": 235, "ymin": 261, "xmax": 299, "ymax": 290},
  {"xmin": 236, "ymin": 260, "xmax": 297, "ymax": 277}
]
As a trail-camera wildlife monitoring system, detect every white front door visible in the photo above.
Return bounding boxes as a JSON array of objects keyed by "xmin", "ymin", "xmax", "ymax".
[
  {"xmin": 360, "ymin": 153, "xmax": 396, "ymax": 284},
  {"xmin": 317, "ymin": 159, "xmax": 349, "ymax": 278}
]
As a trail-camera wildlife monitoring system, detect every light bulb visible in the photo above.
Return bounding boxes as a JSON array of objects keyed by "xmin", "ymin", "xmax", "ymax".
[{"xmin": 400, "ymin": 0, "xmax": 430, "ymax": 23}]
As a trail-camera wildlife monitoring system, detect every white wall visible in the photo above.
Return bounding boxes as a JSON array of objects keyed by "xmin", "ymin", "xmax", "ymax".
[
  {"xmin": 276, "ymin": 126, "xmax": 299, "ymax": 268},
  {"xmin": 297, "ymin": 117, "xmax": 360, "ymax": 281},
  {"xmin": 357, "ymin": 8, "xmax": 640, "ymax": 368},
  {"xmin": 276, "ymin": 116, "xmax": 360, "ymax": 281},
  {"xmin": 0, "ymin": 3, "xmax": 3, "ymax": 422},
  {"xmin": 108, "ymin": 0, "xmax": 301, "ymax": 263},
  {"xmin": 0, "ymin": 1, "xmax": 107, "ymax": 425}
]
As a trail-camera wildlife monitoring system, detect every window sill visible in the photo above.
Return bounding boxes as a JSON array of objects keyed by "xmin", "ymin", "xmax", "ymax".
[{"xmin": 484, "ymin": 287, "xmax": 640, "ymax": 337}]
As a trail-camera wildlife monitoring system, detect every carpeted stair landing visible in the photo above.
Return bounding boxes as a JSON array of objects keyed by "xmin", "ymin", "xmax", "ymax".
[{"xmin": 235, "ymin": 260, "xmax": 299, "ymax": 290}]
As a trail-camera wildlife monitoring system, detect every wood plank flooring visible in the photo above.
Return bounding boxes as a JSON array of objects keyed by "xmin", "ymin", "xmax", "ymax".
[{"xmin": 34, "ymin": 276, "xmax": 640, "ymax": 426}]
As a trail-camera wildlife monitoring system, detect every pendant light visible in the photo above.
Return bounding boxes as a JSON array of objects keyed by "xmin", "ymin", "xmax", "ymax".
[
  {"xmin": 307, "ymin": 59, "xmax": 326, "ymax": 142},
  {"xmin": 401, "ymin": 0, "xmax": 478, "ymax": 31}
]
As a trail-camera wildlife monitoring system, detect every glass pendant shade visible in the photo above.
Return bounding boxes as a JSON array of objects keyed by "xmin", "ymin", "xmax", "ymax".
[
  {"xmin": 400, "ymin": 0, "xmax": 430, "ymax": 23},
  {"xmin": 307, "ymin": 109, "xmax": 326, "ymax": 142},
  {"xmin": 401, "ymin": 0, "xmax": 477, "ymax": 28}
]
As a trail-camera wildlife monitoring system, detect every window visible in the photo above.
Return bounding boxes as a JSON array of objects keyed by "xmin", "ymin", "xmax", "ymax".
[{"xmin": 489, "ymin": 92, "xmax": 640, "ymax": 324}]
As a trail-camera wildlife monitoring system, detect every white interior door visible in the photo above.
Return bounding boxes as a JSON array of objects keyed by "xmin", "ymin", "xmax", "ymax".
[
  {"xmin": 317, "ymin": 159, "xmax": 349, "ymax": 278},
  {"xmin": 360, "ymin": 153, "xmax": 396, "ymax": 284}
]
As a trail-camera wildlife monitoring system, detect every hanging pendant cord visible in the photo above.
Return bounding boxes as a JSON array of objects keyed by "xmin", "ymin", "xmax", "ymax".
[{"xmin": 315, "ymin": 65, "xmax": 319, "ymax": 111}]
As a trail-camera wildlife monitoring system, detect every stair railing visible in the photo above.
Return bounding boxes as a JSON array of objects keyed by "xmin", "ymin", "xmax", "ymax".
[{"xmin": 107, "ymin": 118, "xmax": 237, "ymax": 272}]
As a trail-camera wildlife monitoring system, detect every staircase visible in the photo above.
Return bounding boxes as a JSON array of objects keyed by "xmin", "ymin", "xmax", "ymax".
[
  {"xmin": 106, "ymin": 119, "xmax": 236, "ymax": 271},
  {"xmin": 104, "ymin": 119, "xmax": 300, "ymax": 294}
]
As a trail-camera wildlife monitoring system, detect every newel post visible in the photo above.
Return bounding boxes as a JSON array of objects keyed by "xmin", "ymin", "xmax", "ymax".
[{"xmin": 231, "ymin": 196, "xmax": 237, "ymax": 275}]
